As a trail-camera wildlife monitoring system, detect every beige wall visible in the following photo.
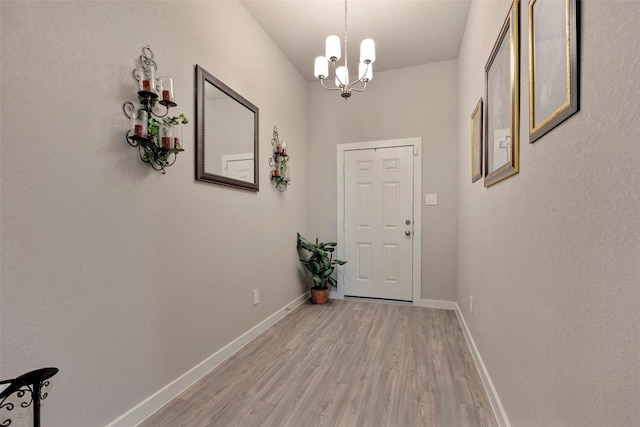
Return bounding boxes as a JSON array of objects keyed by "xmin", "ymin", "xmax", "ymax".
[
  {"xmin": 3, "ymin": 0, "xmax": 638, "ymax": 425},
  {"xmin": 0, "ymin": 1, "xmax": 309, "ymax": 425},
  {"xmin": 308, "ymin": 60, "xmax": 459, "ymax": 301},
  {"xmin": 457, "ymin": 0, "xmax": 640, "ymax": 425}
]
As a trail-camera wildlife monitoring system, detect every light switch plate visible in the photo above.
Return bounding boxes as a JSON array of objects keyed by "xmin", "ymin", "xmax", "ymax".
[{"xmin": 425, "ymin": 194, "xmax": 438, "ymax": 206}]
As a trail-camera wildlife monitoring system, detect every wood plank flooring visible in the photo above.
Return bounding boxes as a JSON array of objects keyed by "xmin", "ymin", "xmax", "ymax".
[{"xmin": 139, "ymin": 299, "xmax": 497, "ymax": 427}]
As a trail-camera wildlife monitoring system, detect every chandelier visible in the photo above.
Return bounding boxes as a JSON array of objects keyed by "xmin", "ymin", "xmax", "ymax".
[{"xmin": 313, "ymin": 0, "xmax": 376, "ymax": 99}]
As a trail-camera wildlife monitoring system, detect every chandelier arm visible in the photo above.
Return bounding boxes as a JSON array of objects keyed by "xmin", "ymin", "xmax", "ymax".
[
  {"xmin": 330, "ymin": 60, "xmax": 347, "ymax": 88},
  {"xmin": 319, "ymin": 78, "xmax": 343, "ymax": 92},
  {"xmin": 346, "ymin": 59, "xmax": 371, "ymax": 92},
  {"xmin": 346, "ymin": 73, "xmax": 368, "ymax": 92},
  {"xmin": 349, "ymin": 81, "xmax": 368, "ymax": 93}
]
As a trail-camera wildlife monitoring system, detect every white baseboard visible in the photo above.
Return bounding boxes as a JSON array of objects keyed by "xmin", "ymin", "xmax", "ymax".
[
  {"xmin": 454, "ymin": 303, "xmax": 511, "ymax": 427},
  {"xmin": 335, "ymin": 297, "xmax": 457, "ymax": 310},
  {"xmin": 414, "ymin": 298, "xmax": 458, "ymax": 310},
  {"xmin": 106, "ymin": 291, "xmax": 311, "ymax": 427}
]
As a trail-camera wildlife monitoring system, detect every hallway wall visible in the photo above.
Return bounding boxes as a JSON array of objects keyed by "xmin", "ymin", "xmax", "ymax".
[
  {"xmin": 0, "ymin": 1, "xmax": 309, "ymax": 425},
  {"xmin": 456, "ymin": 1, "xmax": 640, "ymax": 425},
  {"xmin": 308, "ymin": 60, "xmax": 459, "ymax": 301}
]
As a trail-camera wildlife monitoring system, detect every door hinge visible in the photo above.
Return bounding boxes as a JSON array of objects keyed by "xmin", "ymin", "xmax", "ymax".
[{"xmin": 413, "ymin": 147, "xmax": 419, "ymax": 156}]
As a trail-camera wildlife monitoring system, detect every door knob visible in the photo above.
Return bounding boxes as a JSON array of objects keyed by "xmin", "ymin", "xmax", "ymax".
[{"xmin": 405, "ymin": 230, "xmax": 411, "ymax": 236}]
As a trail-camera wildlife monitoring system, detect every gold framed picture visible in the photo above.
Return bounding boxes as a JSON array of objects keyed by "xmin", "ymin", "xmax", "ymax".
[
  {"xmin": 471, "ymin": 98, "xmax": 483, "ymax": 183},
  {"xmin": 529, "ymin": 0, "xmax": 579, "ymax": 142},
  {"xmin": 484, "ymin": 0, "xmax": 519, "ymax": 188}
]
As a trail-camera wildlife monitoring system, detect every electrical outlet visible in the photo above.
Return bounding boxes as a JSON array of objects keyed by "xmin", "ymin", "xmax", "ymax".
[
  {"xmin": 470, "ymin": 295, "xmax": 473, "ymax": 314},
  {"xmin": 253, "ymin": 289, "xmax": 259, "ymax": 306}
]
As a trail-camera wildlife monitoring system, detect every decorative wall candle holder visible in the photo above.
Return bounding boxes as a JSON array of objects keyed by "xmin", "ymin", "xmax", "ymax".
[
  {"xmin": 122, "ymin": 46, "xmax": 188, "ymax": 174},
  {"xmin": 158, "ymin": 76, "xmax": 176, "ymax": 107},
  {"xmin": 138, "ymin": 60, "xmax": 156, "ymax": 94},
  {"xmin": 131, "ymin": 108, "xmax": 148, "ymax": 138},
  {"xmin": 269, "ymin": 125, "xmax": 291, "ymax": 192}
]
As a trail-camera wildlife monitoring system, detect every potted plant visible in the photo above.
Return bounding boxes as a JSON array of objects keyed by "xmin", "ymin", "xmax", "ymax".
[{"xmin": 297, "ymin": 233, "xmax": 347, "ymax": 304}]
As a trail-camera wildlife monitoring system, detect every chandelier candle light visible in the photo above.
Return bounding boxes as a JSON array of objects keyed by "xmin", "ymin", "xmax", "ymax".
[{"xmin": 313, "ymin": 0, "xmax": 376, "ymax": 99}]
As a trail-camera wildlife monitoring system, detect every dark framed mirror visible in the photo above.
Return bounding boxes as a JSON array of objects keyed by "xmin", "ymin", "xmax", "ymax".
[{"xmin": 195, "ymin": 65, "xmax": 259, "ymax": 191}]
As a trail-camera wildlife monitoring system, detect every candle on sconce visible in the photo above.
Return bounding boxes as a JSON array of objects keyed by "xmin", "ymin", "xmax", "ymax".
[
  {"xmin": 159, "ymin": 125, "xmax": 172, "ymax": 149},
  {"xmin": 132, "ymin": 109, "xmax": 148, "ymax": 138},
  {"xmin": 138, "ymin": 64, "xmax": 156, "ymax": 93},
  {"xmin": 159, "ymin": 76, "xmax": 174, "ymax": 103},
  {"xmin": 281, "ymin": 140, "xmax": 287, "ymax": 155},
  {"xmin": 173, "ymin": 123, "xmax": 183, "ymax": 149},
  {"xmin": 170, "ymin": 125, "xmax": 182, "ymax": 148}
]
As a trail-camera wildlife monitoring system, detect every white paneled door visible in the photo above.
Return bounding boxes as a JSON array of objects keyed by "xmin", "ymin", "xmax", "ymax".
[
  {"xmin": 344, "ymin": 146, "xmax": 414, "ymax": 301},
  {"xmin": 221, "ymin": 153, "xmax": 254, "ymax": 183},
  {"xmin": 226, "ymin": 158, "xmax": 253, "ymax": 182}
]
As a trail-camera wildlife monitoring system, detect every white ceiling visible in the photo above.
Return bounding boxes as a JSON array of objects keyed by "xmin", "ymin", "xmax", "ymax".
[{"xmin": 240, "ymin": 0, "xmax": 472, "ymax": 83}]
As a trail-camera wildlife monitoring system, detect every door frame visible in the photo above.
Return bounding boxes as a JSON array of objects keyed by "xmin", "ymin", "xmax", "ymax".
[
  {"xmin": 334, "ymin": 137, "xmax": 422, "ymax": 303},
  {"xmin": 220, "ymin": 152, "xmax": 254, "ymax": 178}
]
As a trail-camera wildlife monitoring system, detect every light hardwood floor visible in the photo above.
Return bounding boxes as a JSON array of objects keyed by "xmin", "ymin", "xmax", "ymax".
[{"xmin": 139, "ymin": 299, "xmax": 497, "ymax": 427}]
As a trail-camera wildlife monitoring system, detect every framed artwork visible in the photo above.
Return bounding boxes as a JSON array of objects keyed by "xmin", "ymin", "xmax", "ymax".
[
  {"xmin": 529, "ymin": 0, "xmax": 579, "ymax": 142},
  {"xmin": 471, "ymin": 98, "xmax": 483, "ymax": 183},
  {"xmin": 484, "ymin": 0, "xmax": 520, "ymax": 188}
]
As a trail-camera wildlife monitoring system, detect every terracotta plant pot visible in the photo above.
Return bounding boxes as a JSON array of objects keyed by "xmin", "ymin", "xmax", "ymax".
[{"xmin": 310, "ymin": 288, "xmax": 330, "ymax": 304}]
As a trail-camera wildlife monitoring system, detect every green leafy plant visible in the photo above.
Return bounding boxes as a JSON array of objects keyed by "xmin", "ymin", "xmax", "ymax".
[
  {"xmin": 273, "ymin": 155, "xmax": 290, "ymax": 188},
  {"xmin": 140, "ymin": 53, "xmax": 154, "ymax": 80},
  {"xmin": 297, "ymin": 233, "xmax": 347, "ymax": 290},
  {"xmin": 142, "ymin": 114, "xmax": 189, "ymax": 174},
  {"xmin": 148, "ymin": 114, "xmax": 188, "ymax": 141}
]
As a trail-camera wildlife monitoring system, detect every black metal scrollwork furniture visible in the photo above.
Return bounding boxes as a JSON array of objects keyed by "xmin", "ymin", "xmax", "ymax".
[{"xmin": 0, "ymin": 367, "xmax": 59, "ymax": 427}]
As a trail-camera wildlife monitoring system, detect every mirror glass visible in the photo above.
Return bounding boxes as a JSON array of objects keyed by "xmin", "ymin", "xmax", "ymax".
[{"xmin": 195, "ymin": 65, "xmax": 259, "ymax": 191}]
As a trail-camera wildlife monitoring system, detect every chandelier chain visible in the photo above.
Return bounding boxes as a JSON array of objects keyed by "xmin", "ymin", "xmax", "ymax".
[{"xmin": 343, "ymin": 0, "xmax": 348, "ymax": 70}]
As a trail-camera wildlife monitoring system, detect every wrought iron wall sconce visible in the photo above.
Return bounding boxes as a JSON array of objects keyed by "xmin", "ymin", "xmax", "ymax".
[
  {"xmin": 269, "ymin": 126, "xmax": 291, "ymax": 192},
  {"xmin": 122, "ymin": 46, "xmax": 188, "ymax": 174}
]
